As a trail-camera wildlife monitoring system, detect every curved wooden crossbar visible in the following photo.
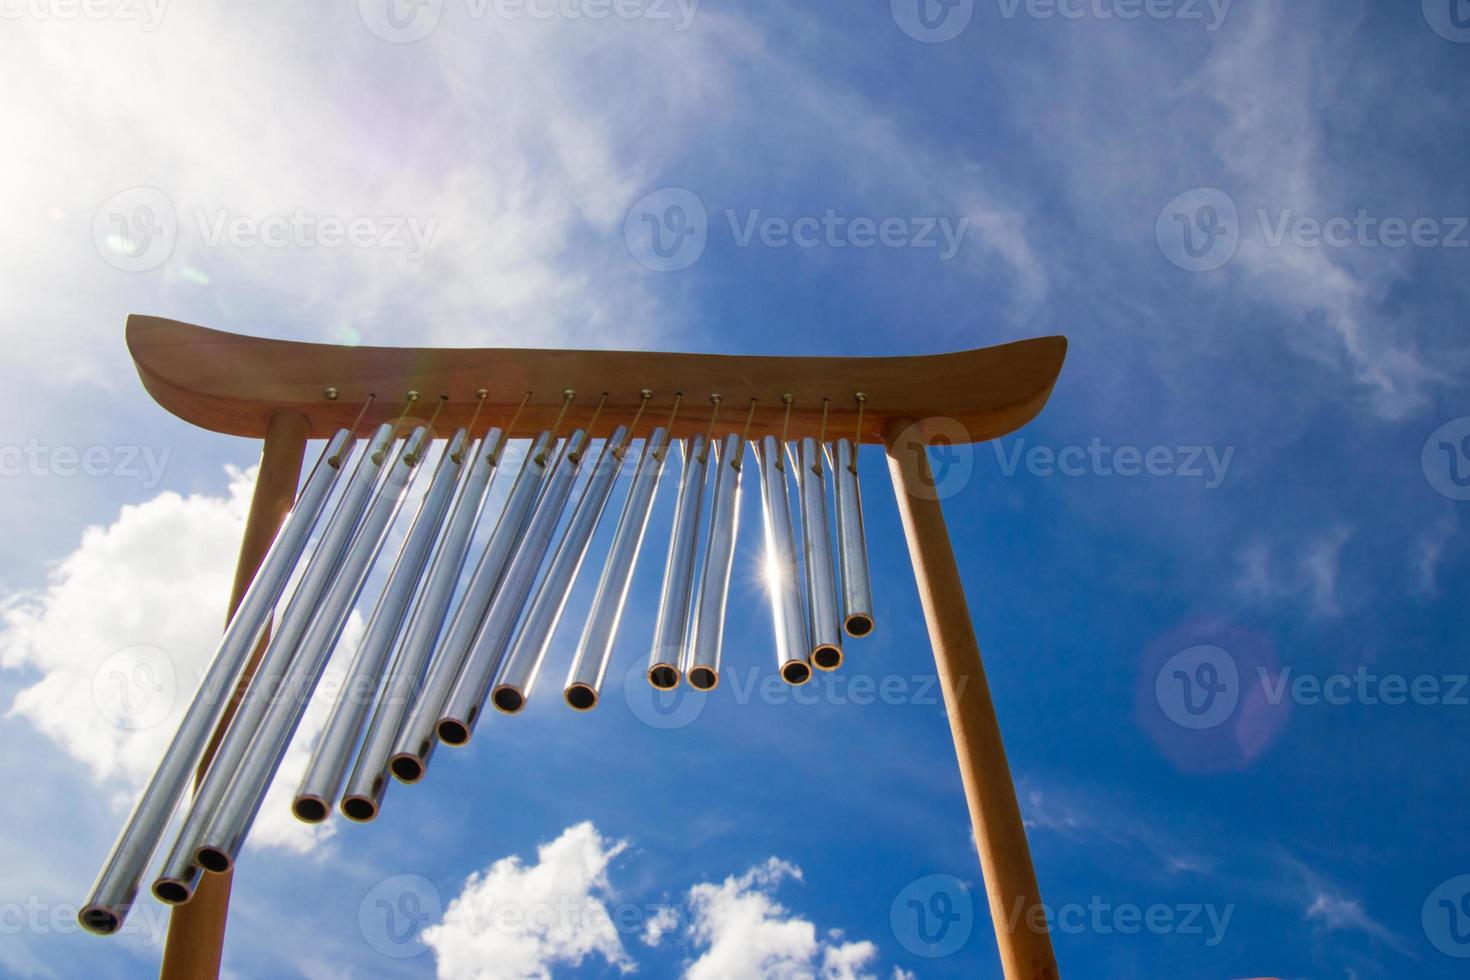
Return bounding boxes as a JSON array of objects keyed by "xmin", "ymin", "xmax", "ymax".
[{"xmin": 126, "ymin": 315, "xmax": 1067, "ymax": 443}]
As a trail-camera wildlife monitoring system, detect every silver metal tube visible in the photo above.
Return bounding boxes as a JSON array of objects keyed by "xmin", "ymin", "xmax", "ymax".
[
  {"xmin": 686, "ymin": 433, "xmax": 742, "ymax": 690},
  {"xmin": 386, "ymin": 431, "xmax": 551, "ymax": 782},
  {"xmin": 77, "ymin": 428, "xmax": 350, "ymax": 934},
  {"xmin": 193, "ymin": 426, "xmax": 430, "ymax": 873},
  {"xmin": 341, "ymin": 429, "xmax": 503, "ymax": 820},
  {"xmin": 291, "ymin": 429, "xmax": 470, "ymax": 823},
  {"xmin": 563, "ymin": 428, "xmax": 671, "ymax": 710},
  {"xmin": 647, "ymin": 434, "xmax": 707, "ymax": 690},
  {"xmin": 149, "ymin": 423, "xmax": 398, "ymax": 904},
  {"xmin": 755, "ymin": 436, "xmax": 810, "ymax": 686},
  {"xmin": 493, "ymin": 427, "xmax": 629, "ymax": 713},
  {"xmin": 798, "ymin": 437, "xmax": 843, "ymax": 671},
  {"xmin": 435, "ymin": 429, "xmax": 588, "ymax": 744},
  {"xmin": 832, "ymin": 438, "xmax": 874, "ymax": 638}
]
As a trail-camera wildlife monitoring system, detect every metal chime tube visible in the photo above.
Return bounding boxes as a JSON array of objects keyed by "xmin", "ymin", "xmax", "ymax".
[
  {"xmin": 798, "ymin": 437, "xmax": 843, "ymax": 671},
  {"xmin": 291, "ymin": 429, "xmax": 470, "ymax": 822},
  {"xmin": 77, "ymin": 428, "xmax": 350, "ymax": 935},
  {"xmin": 563, "ymin": 427, "xmax": 671, "ymax": 709},
  {"xmin": 493, "ymin": 426, "xmax": 629, "ymax": 713},
  {"xmin": 149, "ymin": 423, "xmax": 398, "ymax": 904},
  {"xmin": 755, "ymin": 436, "xmax": 810, "ymax": 686},
  {"xmin": 436, "ymin": 429, "xmax": 589, "ymax": 744},
  {"xmin": 193, "ymin": 426, "xmax": 429, "ymax": 873},
  {"xmin": 341, "ymin": 429, "xmax": 503, "ymax": 819},
  {"xmin": 647, "ymin": 434, "xmax": 708, "ymax": 689},
  {"xmin": 387, "ymin": 431, "xmax": 551, "ymax": 782},
  {"xmin": 832, "ymin": 438, "xmax": 874, "ymax": 637},
  {"xmin": 686, "ymin": 433, "xmax": 742, "ymax": 690}
]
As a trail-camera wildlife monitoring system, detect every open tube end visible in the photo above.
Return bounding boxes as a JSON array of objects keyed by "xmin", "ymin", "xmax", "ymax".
[
  {"xmin": 196, "ymin": 846, "xmax": 232, "ymax": 875},
  {"xmin": 341, "ymin": 795, "xmax": 379, "ymax": 823},
  {"xmin": 844, "ymin": 614, "xmax": 874, "ymax": 638},
  {"xmin": 811, "ymin": 645, "xmax": 843, "ymax": 672},
  {"xmin": 491, "ymin": 686, "xmax": 526, "ymax": 715},
  {"xmin": 687, "ymin": 666, "xmax": 720, "ymax": 691},
  {"xmin": 79, "ymin": 905, "xmax": 121, "ymax": 935},
  {"xmin": 292, "ymin": 795, "xmax": 330, "ymax": 824},
  {"xmin": 437, "ymin": 718, "xmax": 472, "ymax": 746},
  {"xmin": 564, "ymin": 684, "xmax": 599, "ymax": 712},
  {"xmin": 389, "ymin": 752, "xmax": 425, "ymax": 784},
  {"xmin": 780, "ymin": 660, "xmax": 813, "ymax": 686},
  {"xmin": 152, "ymin": 877, "xmax": 194, "ymax": 906},
  {"xmin": 647, "ymin": 664, "xmax": 680, "ymax": 690}
]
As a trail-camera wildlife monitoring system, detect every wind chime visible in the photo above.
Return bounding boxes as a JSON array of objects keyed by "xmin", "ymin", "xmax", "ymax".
[{"xmin": 80, "ymin": 316, "xmax": 1066, "ymax": 980}]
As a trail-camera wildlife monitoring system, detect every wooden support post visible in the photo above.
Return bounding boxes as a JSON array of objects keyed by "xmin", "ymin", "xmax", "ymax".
[
  {"xmin": 884, "ymin": 418, "xmax": 1058, "ymax": 980},
  {"xmin": 159, "ymin": 411, "xmax": 310, "ymax": 980}
]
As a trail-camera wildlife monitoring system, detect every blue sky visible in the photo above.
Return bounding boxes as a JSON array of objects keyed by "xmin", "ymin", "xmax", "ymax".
[{"xmin": 1, "ymin": 1, "xmax": 1468, "ymax": 977}]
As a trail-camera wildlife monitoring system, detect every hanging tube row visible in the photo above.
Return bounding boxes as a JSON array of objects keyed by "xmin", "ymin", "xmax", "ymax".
[{"xmin": 81, "ymin": 388, "xmax": 876, "ymax": 935}]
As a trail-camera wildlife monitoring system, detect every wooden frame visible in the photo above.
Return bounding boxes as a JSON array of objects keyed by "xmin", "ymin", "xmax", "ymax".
[
  {"xmin": 127, "ymin": 314, "xmax": 1066, "ymax": 980},
  {"xmin": 128, "ymin": 315, "xmax": 1065, "ymax": 443}
]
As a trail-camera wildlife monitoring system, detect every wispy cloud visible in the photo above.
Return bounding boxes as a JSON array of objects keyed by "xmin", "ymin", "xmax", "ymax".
[
  {"xmin": 1305, "ymin": 892, "xmax": 1412, "ymax": 955},
  {"xmin": 1232, "ymin": 526, "xmax": 1354, "ymax": 617},
  {"xmin": 1025, "ymin": 781, "xmax": 1419, "ymax": 965},
  {"xmin": 0, "ymin": 4, "xmax": 1051, "ymax": 395},
  {"xmin": 1413, "ymin": 514, "xmax": 1458, "ymax": 597},
  {"xmin": 1001, "ymin": 0, "xmax": 1463, "ymax": 421},
  {"xmin": 1021, "ymin": 784, "xmax": 1215, "ymax": 881}
]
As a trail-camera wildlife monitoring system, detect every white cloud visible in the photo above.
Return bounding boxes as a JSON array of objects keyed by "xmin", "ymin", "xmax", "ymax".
[
  {"xmin": 1232, "ymin": 527, "xmax": 1354, "ymax": 617},
  {"xmin": 673, "ymin": 858, "xmax": 880, "ymax": 980},
  {"xmin": 427, "ymin": 830, "xmax": 898, "ymax": 980},
  {"xmin": 1003, "ymin": 1, "xmax": 1458, "ymax": 422},
  {"xmin": 1305, "ymin": 892, "xmax": 1408, "ymax": 953},
  {"xmin": 820, "ymin": 938, "xmax": 880, "ymax": 980},
  {"xmin": 0, "ymin": 464, "xmax": 335, "ymax": 855},
  {"xmin": 1199, "ymin": 4, "xmax": 1443, "ymax": 421},
  {"xmin": 1301, "ymin": 527, "xmax": 1353, "ymax": 617},
  {"xmin": 1021, "ymin": 787, "xmax": 1093, "ymax": 836},
  {"xmin": 640, "ymin": 904, "xmax": 681, "ymax": 947},
  {"xmin": 1023, "ymin": 786, "xmax": 1420, "ymax": 963},
  {"xmin": 1233, "ymin": 539, "xmax": 1277, "ymax": 602},
  {"xmin": 422, "ymin": 821, "xmax": 634, "ymax": 980},
  {"xmin": 0, "ymin": 6, "xmax": 1045, "ymax": 397},
  {"xmin": 1306, "ymin": 893, "xmax": 1371, "ymax": 930},
  {"xmin": 1413, "ymin": 515, "xmax": 1457, "ymax": 596},
  {"xmin": 1020, "ymin": 785, "xmax": 1213, "ymax": 880}
]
